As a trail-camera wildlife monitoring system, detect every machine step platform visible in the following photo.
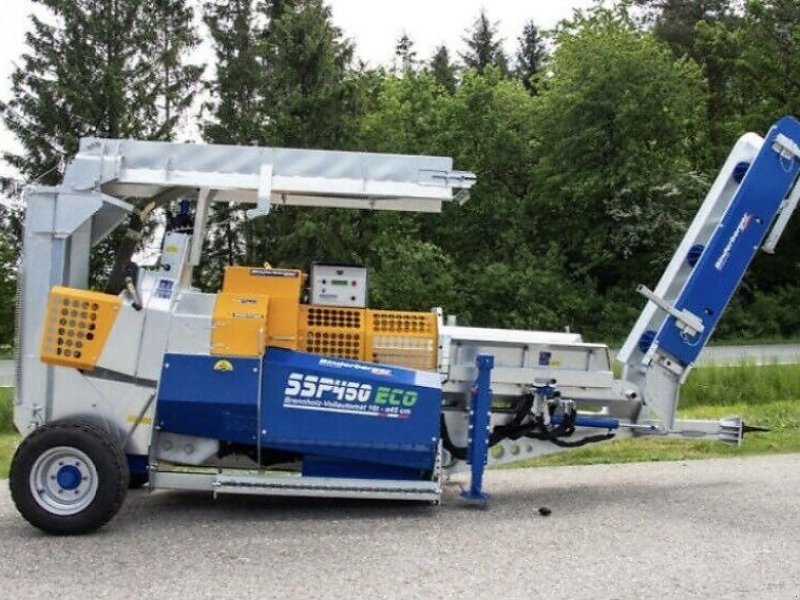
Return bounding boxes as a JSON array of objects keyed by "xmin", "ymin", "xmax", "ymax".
[{"xmin": 149, "ymin": 469, "xmax": 442, "ymax": 502}]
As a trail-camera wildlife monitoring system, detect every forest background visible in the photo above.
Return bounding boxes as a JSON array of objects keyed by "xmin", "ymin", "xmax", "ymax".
[{"xmin": 1, "ymin": 0, "xmax": 799, "ymax": 347}]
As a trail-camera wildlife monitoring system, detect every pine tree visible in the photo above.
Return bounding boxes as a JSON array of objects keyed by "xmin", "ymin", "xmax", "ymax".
[
  {"xmin": 394, "ymin": 33, "xmax": 418, "ymax": 75},
  {"xmin": 429, "ymin": 45, "xmax": 457, "ymax": 93},
  {"xmin": 460, "ymin": 10, "xmax": 509, "ymax": 75},
  {"xmin": 259, "ymin": 0, "xmax": 360, "ymax": 149},
  {"xmin": 1, "ymin": 0, "xmax": 202, "ymax": 184},
  {"xmin": 200, "ymin": 0, "xmax": 369, "ymax": 274},
  {"xmin": 1, "ymin": 0, "xmax": 203, "ymax": 291},
  {"xmin": 253, "ymin": 0, "xmax": 368, "ymax": 268},
  {"xmin": 203, "ymin": 0, "xmax": 264, "ymax": 145},
  {"xmin": 141, "ymin": 0, "xmax": 204, "ymax": 139},
  {"xmin": 198, "ymin": 0, "xmax": 265, "ymax": 289},
  {"xmin": 515, "ymin": 20, "xmax": 547, "ymax": 94}
]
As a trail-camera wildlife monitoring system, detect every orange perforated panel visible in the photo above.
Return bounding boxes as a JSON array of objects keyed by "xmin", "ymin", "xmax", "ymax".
[
  {"xmin": 298, "ymin": 305, "xmax": 364, "ymax": 361},
  {"xmin": 40, "ymin": 287, "xmax": 121, "ymax": 370},
  {"xmin": 366, "ymin": 310, "xmax": 438, "ymax": 370},
  {"xmin": 296, "ymin": 305, "xmax": 437, "ymax": 369}
]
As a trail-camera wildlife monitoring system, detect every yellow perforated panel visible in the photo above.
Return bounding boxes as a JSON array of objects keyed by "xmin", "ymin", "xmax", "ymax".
[
  {"xmin": 298, "ymin": 305, "xmax": 364, "ymax": 360},
  {"xmin": 296, "ymin": 306, "xmax": 437, "ymax": 368},
  {"xmin": 366, "ymin": 310, "xmax": 438, "ymax": 370},
  {"xmin": 40, "ymin": 287, "xmax": 121, "ymax": 370}
]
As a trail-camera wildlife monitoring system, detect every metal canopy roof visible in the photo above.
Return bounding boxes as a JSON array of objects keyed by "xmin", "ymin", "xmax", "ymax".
[{"xmin": 63, "ymin": 137, "xmax": 476, "ymax": 216}]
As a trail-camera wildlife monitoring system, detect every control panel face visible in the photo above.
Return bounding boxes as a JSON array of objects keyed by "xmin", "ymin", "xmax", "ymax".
[{"xmin": 310, "ymin": 264, "xmax": 368, "ymax": 308}]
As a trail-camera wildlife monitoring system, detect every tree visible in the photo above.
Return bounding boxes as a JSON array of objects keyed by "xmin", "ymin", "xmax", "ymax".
[
  {"xmin": 200, "ymin": 0, "xmax": 370, "ymax": 277},
  {"xmin": 460, "ymin": 10, "xmax": 509, "ymax": 75},
  {"xmin": 260, "ymin": 0, "xmax": 361, "ymax": 149},
  {"xmin": 515, "ymin": 20, "xmax": 548, "ymax": 94},
  {"xmin": 199, "ymin": 0, "xmax": 265, "ymax": 290},
  {"xmin": 733, "ymin": 0, "xmax": 800, "ymax": 130},
  {"xmin": 532, "ymin": 7, "xmax": 708, "ymax": 303},
  {"xmin": 633, "ymin": 0, "xmax": 741, "ymax": 163},
  {"xmin": 139, "ymin": 0, "xmax": 204, "ymax": 138},
  {"xmin": 633, "ymin": 0, "xmax": 735, "ymax": 53},
  {"xmin": 1, "ymin": 0, "xmax": 202, "ymax": 293},
  {"xmin": 203, "ymin": 0, "xmax": 263, "ymax": 145},
  {"xmin": 0, "ymin": 196, "xmax": 22, "ymax": 346},
  {"xmin": 394, "ymin": 33, "xmax": 418, "ymax": 75},
  {"xmin": 428, "ymin": 45, "xmax": 457, "ymax": 93},
  {"xmin": 2, "ymin": 0, "xmax": 202, "ymax": 185}
]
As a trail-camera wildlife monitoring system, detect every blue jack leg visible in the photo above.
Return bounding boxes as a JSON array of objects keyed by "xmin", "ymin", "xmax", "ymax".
[{"xmin": 461, "ymin": 354, "xmax": 494, "ymax": 505}]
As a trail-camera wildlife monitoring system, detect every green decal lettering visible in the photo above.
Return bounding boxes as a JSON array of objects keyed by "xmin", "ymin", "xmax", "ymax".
[
  {"xmin": 375, "ymin": 387, "xmax": 390, "ymax": 405},
  {"xmin": 389, "ymin": 389, "xmax": 404, "ymax": 406},
  {"xmin": 402, "ymin": 391, "xmax": 417, "ymax": 407}
]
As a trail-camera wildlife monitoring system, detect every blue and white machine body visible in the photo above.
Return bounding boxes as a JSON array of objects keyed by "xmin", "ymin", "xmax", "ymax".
[
  {"xmin": 157, "ymin": 349, "xmax": 443, "ymax": 480},
  {"xmin": 619, "ymin": 117, "xmax": 800, "ymax": 429}
]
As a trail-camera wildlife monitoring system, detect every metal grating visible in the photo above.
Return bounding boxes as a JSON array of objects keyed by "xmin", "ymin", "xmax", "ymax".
[
  {"xmin": 40, "ymin": 287, "xmax": 121, "ymax": 370},
  {"xmin": 299, "ymin": 305, "xmax": 365, "ymax": 361},
  {"xmin": 304, "ymin": 331, "xmax": 362, "ymax": 360},
  {"xmin": 370, "ymin": 336, "xmax": 436, "ymax": 370},
  {"xmin": 298, "ymin": 306, "xmax": 437, "ymax": 368},
  {"xmin": 305, "ymin": 306, "xmax": 362, "ymax": 328},
  {"xmin": 366, "ymin": 310, "xmax": 437, "ymax": 370},
  {"xmin": 370, "ymin": 311, "xmax": 435, "ymax": 335}
]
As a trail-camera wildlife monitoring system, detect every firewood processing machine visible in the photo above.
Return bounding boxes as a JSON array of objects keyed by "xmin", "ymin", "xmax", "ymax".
[{"xmin": 8, "ymin": 116, "xmax": 800, "ymax": 534}]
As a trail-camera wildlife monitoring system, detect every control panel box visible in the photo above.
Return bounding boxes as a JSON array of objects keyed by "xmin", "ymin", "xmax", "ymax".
[{"xmin": 310, "ymin": 264, "xmax": 368, "ymax": 308}]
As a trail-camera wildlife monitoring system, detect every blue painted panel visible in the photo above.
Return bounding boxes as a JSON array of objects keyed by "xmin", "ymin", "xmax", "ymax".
[
  {"xmin": 657, "ymin": 117, "xmax": 800, "ymax": 366},
  {"xmin": 156, "ymin": 354, "xmax": 260, "ymax": 444},
  {"xmin": 260, "ymin": 348, "xmax": 442, "ymax": 470}
]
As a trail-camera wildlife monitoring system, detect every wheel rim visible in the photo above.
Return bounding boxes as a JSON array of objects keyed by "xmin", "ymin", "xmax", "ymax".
[{"xmin": 29, "ymin": 446, "xmax": 99, "ymax": 516}]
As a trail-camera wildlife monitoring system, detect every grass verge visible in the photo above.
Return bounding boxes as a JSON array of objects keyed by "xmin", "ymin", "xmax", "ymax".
[
  {"xmin": 516, "ymin": 364, "xmax": 800, "ymax": 468},
  {"xmin": 1, "ymin": 388, "xmax": 17, "ymax": 478},
  {"xmin": 0, "ymin": 387, "xmax": 12, "ymax": 432},
  {"xmin": 0, "ymin": 433, "xmax": 16, "ymax": 480}
]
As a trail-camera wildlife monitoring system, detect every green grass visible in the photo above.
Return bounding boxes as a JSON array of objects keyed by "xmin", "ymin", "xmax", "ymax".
[
  {"xmin": 1, "ymin": 388, "xmax": 18, "ymax": 479},
  {"xmin": 0, "ymin": 388, "xmax": 13, "ymax": 434},
  {"xmin": 516, "ymin": 364, "xmax": 800, "ymax": 468},
  {"xmin": 0, "ymin": 434, "xmax": 17, "ymax": 479},
  {"xmin": 1, "ymin": 364, "xmax": 800, "ymax": 478}
]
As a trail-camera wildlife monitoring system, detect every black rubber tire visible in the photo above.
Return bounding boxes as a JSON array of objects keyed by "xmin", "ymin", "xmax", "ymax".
[
  {"xmin": 9, "ymin": 420, "xmax": 129, "ymax": 535},
  {"xmin": 128, "ymin": 472, "xmax": 149, "ymax": 489}
]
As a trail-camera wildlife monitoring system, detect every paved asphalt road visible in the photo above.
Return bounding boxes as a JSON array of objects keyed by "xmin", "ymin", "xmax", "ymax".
[{"xmin": 1, "ymin": 455, "xmax": 799, "ymax": 600}]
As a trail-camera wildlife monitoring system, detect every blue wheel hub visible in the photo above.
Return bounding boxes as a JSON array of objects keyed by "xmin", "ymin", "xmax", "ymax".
[{"xmin": 56, "ymin": 465, "xmax": 82, "ymax": 490}]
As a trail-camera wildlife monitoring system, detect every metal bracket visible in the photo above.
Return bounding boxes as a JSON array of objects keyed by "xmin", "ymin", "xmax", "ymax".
[
  {"xmin": 419, "ymin": 169, "xmax": 477, "ymax": 189},
  {"xmin": 763, "ymin": 175, "xmax": 800, "ymax": 253},
  {"xmin": 246, "ymin": 163, "xmax": 274, "ymax": 220},
  {"xmin": 636, "ymin": 285, "xmax": 705, "ymax": 337},
  {"xmin": 772, "ymin": 133, "xmax": 800, "ymax": 162}
]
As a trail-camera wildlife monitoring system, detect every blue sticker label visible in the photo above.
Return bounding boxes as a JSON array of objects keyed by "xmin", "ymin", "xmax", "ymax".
[{"xmin": 155, "ymin": 279, "xmax": 174, "ymax": 299}]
